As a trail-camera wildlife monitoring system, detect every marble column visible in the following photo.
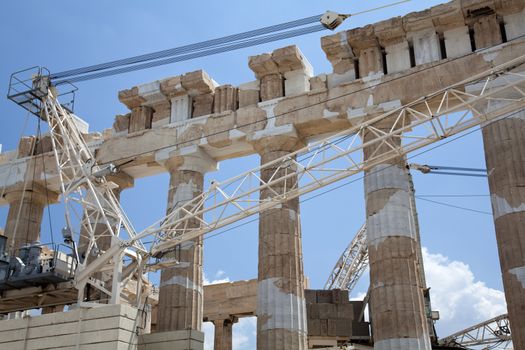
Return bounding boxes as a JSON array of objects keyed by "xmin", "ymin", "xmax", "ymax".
[
  {"xmin": 3, "ymin": 182, "xmax": 58, "ymax": 255},
  {"xmin": 212, "ymin": 317, "xmax": 237, "ymax": 350},
  {"xmin": 482, "ymin": 109, "xmax": 525, "ymax": 350},
  {"xmin": 252, "ymin": 130, "xmax": 307, "ymax": 350},
  {"xmin": 157, "ymin": 147, "xmax": 217, "ymax": 332},
  {"xmin": 363, "ymin": 117, "xmax": 431, "ymax": 350}
]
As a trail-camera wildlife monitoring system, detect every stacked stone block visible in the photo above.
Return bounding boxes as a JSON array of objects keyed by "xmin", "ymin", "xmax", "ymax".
[{"xmin": 305, "ymin": 289, "xmax": 369, "ymax": 342}]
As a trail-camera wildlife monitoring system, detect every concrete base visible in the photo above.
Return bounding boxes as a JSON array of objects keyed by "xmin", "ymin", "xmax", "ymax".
[
  {"xmin": 138, "ymin": 330, "xmax": 204, "ymax": 350},
  {"xmin": 0, "ymin": 304, "xmax": 140, "ymax": 350}
]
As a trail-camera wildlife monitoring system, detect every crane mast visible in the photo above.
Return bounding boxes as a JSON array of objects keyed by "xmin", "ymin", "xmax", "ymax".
[{"xmin": 8, "ymin": 68, "xmax": 146, "ymax": 306}]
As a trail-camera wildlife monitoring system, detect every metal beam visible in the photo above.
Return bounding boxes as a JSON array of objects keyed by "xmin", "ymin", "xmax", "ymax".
[
  {"xmin": 323, "ymin": 224, "xmax": 368, "ymax": 294},
  {"xmin": 439, "ymin": 314, "xmax": 512, "ymax": 349}
]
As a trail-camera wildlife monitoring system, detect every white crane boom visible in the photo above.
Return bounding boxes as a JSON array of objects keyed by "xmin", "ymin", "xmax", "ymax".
[
  {"xmin": 41, "ymin": 89, "xmax": 145, "ymax": 305},
  {"xmin": 324, "ymin": 224, "xmax": 368, "ymax": 293}
]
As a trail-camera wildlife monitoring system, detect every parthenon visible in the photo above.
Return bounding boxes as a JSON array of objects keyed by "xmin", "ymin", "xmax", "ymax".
[{"xmin": 0, "ymin": 0, "xmax": 524, "ymax": 349}]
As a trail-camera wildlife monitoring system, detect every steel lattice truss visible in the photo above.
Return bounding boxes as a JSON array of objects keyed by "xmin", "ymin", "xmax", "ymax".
[
  {"xmin": 324, "ymin": 224, "xmax": 368, "ymax": 293},
  {"xmin": 141, "ymin": 56, "xmax": 525, "ymax": 256},
  {"xmin": 439, "ymin": 314, "xmax": 512, "ymax": 349},
  {"xmin": 63, "ymin": 56, "xmax": 525, "ymax": 302},
  {"xmin": 43, "ymin": 95, "xmax": 145, "ymax": 304}
]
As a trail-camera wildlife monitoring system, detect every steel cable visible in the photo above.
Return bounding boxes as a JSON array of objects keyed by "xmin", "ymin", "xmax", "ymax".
[
  {"xmin": 50, "ymin": 14, "xmax": 322, "ymax": 80},
  {"xmin": 48, "ymin": 1, "xmax": 413, "ymax": 81},
  {"xmin": 54, "ymin": 24, "xmax": 325, "ymax": 84}
]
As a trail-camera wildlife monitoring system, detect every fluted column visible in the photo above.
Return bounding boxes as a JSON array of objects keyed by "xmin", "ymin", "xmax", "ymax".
[
  {"xmin": 470, "ymin": 15, "xmax": 525, "ymax": 347},
  {"xmin": 213, "ymin": 317, "xmax": 237, "ymax": 350},
  {"xmin": 3, "ymin": 182, "xmax": 58, "ymax": 255},
  {"xmin": 252, "ymin": 130, "xmax": 307, "ymax": 350},
  {"xmin": 481, "ymin": 109, "xmax": 525, "ymax": 350},
  {"xmin": 247, "ymin": 45, "xmax": 311, "ymax": 350},
  {"xmin": 363, "ymin": 117, "xmax": 431, "ymax": 350},
  {"xmin": 156, "ymin": 147, "xmax": 217, "ymax": 332}
]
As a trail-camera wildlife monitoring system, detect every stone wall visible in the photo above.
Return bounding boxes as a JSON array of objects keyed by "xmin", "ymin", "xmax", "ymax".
[
  {"xmin": 0, "ymin": 304, "xmax": 141, "ymax": 350},
  {"xmin": 305, "ymin": 289, "xmax": 370, "ymax": 343}
]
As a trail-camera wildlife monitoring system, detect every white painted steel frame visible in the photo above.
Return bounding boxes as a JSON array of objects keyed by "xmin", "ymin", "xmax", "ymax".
[
  {"xmin": 323, "ymin": 224, "xmax": 368, "ymax": 294},
  {"xmin": 43, "ymin": 95, "xmax": 144, "ymax": 304},
  {"xmin": 440, "ymin": 313, "xmax": 512, "ymax": 349}
]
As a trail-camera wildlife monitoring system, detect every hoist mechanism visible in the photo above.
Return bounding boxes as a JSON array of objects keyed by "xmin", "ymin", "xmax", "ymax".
[
  {"xmin": 320, "ymin": 11, "xmax": 350, "ymax": 30},
  {"xmin": 320, "ymin": 0, "xmax": 412, "ymax": 30}
]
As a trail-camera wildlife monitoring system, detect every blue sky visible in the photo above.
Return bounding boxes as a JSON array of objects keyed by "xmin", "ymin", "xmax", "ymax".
[{"xmin": 0, "ymin": 1, "xmax": 507, "ymax": 348}]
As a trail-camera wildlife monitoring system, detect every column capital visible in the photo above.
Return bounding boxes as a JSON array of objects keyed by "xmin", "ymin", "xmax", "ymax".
[
  {"xmin": 248, "ymin": 124, "xmax": 304, "ymax": 154},
  {"xmin": 3, "ymin": 182, "xmax": 59, "ymax": 205},
  {"xmin": 106, "ymin": 171, "xmax": 134, "ymax": 192},
  {"xmin": 210, "ymin": 315, "xmax": 239, "ymax": 324},
  {"xmin": 155, "ymin": 145, "xmax": 218, "ymax": 174}
]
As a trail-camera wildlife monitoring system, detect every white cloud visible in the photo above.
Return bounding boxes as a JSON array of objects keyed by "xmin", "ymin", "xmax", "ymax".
[
  {"xmin": 233, "ymin": 317, "xmax": 257, "ymax": 349},
  {"xmin": 350, "ymin": 292, "xmax": 367, "ymax": 301},
  {"xmin": 203, "ymin": 322, "xmax": 215, "ymax": 350},
  {"xmin": 422, "ymin": 247, "xmax": 507, "ymax": 337},
  {"xmin": 203, "ymin": 272, "xmax": 230, "ymax": 285}
]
